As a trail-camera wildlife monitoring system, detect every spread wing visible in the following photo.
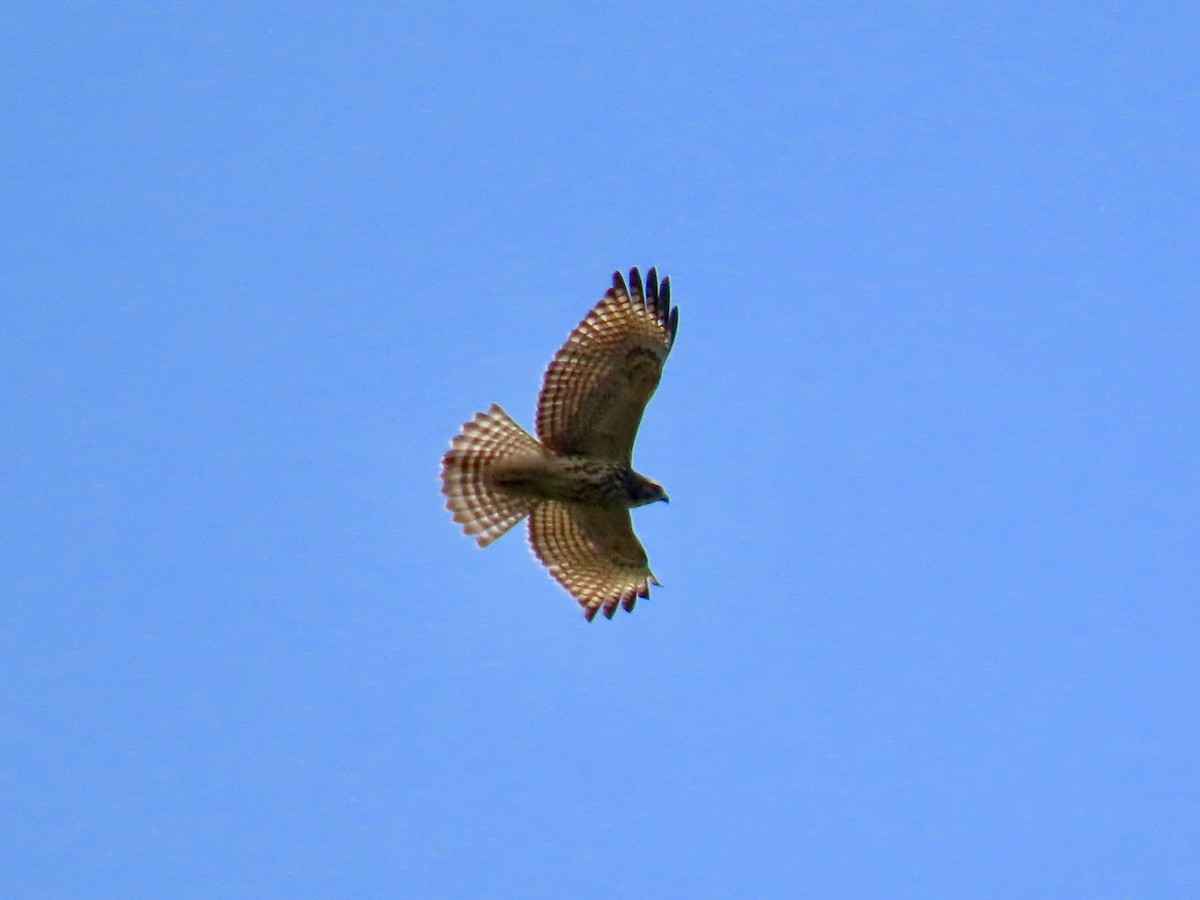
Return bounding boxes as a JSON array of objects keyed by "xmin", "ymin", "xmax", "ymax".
[
  {"xmin": 528, "ymin": 501, "xmax": 659, "ymax": 621},
  {"xmin": 536, "ymin": 268, "xmax": 678, "ymax": 463}
]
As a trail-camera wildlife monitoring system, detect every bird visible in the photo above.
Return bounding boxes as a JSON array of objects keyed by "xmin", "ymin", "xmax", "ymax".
[{"xmin": 440, "ymin": 267, "xmax": 679, "ymax": 620}]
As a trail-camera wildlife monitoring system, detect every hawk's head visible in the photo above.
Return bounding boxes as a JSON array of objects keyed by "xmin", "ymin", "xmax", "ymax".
[{"xmin": 628, "ymin": 473, "xmax": 669, "ymax": 507}]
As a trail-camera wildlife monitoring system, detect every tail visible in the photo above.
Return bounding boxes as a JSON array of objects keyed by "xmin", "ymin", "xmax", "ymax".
[{"xmin": 441, "ymin": 404, "xmax": 546, "ymax": 547}]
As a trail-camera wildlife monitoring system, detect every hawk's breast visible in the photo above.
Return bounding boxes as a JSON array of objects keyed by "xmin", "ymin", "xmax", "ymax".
[{"xmin": 491, "ymin": 455, "xmax": 633, "ymax": 506}]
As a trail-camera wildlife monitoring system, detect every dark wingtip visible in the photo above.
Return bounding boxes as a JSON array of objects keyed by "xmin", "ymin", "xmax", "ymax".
[
  {"xmin": 614, "ymin": 266, "xmax": 675, "ymax": 342},
  {"xmin": 628, "ymin": 267, "xmax": 644, "ymax": 307}
]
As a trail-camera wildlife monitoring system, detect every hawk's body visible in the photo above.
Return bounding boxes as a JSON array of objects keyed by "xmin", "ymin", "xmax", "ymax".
[{"xmin": 440, "ymin": 267, "xmax": 678, "ymax": 620}]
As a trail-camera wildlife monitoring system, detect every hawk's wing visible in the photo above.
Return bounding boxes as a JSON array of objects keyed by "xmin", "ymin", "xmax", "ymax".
[
  {"xmin": 536, "ymin": 268, "xmax": 678, "ymax": 463},
  {"xmin": 528, "ymin": 501, "xmax": 659, "ymax": 620}
]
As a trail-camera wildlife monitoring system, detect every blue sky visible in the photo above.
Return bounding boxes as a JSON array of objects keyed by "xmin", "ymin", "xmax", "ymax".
[{"xmin": 4, "ymin": 2, "xmax": 1199, "ymax": 897}]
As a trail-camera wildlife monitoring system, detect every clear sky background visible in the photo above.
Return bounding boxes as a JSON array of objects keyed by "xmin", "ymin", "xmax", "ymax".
[{"xmin": 4, "ymin": 2, "xmax": 1199, "ymax": 897}]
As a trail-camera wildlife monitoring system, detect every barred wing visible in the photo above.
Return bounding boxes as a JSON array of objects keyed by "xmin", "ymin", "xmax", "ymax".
[
  {"xmin": 528, "ymin": 501, "xmax": 659, "ymax": 621},
  {"xmin": 536, "ymin": 268, "xmax": 678, "ymax": 463}
]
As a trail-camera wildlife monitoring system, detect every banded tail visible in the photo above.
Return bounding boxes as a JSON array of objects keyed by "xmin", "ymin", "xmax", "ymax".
[{"xmin": 440, "ymin": 404, "xmax": 546, "ymax": 547}]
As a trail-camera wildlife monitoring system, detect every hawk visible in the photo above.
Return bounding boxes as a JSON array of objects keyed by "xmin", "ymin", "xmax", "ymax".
[{"xmin": 441, "ymin": 267, "xmax": 679, "ymax": 620}]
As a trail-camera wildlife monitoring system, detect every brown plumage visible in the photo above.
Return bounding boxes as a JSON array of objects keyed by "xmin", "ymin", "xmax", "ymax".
[{"xmin": 441, "ymin": 267, "xmax": 678, "ymax": 620}]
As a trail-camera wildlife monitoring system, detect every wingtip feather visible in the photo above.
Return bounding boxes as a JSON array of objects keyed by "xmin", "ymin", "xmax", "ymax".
[{"xmin": 611, "ymin": 269, "xmax": 627, "ymax": 297}]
